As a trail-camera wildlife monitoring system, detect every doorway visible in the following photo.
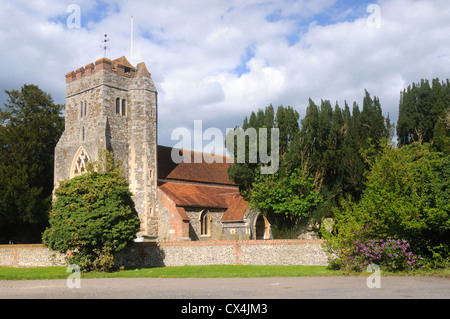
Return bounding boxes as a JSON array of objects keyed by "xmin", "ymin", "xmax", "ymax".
[{"xmin": 255, "ymin": 214, "xmax": 270, "ymax": 240}]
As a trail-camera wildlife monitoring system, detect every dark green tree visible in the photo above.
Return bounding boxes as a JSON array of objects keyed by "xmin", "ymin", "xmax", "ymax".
[
  {"xmin": 42, "ymin": 151, "xmax": 141, "ymax": 272},
  {"xmin": 291, "ymin": 91, "xmax": 391, "ymax": 223},
  {"xmin": 226, "ymin": 104, "xmax": 286, "ymax": 193},
  {"xmin": 0, "ymin": 85, "xmax": 64, "ymax": 243},
  {"xmin": 228, "ymin": 91, "xmax": 391, "ymax": 238},
  {"xmin": 322, "ymin": 141, "xmax": 449, "ymax": 269},
  {"xmin": 397, "ymin": 78, "xmax": 450, "ymax": 152}
]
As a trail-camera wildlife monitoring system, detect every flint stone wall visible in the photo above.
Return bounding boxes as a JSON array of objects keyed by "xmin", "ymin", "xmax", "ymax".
[{"xmin": 0, "ymin": 240, "xmax": 329, "ymax": 268}]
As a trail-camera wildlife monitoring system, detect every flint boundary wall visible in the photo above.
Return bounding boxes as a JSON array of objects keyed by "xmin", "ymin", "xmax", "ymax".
[{"xmin": 0, "ymin": 240, "xmax": 329, "ymax": 268}]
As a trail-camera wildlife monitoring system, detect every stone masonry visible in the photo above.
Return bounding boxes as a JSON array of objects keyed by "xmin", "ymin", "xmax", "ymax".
[
  {"xmin": 54, "ymin": 57, "xmax": 158, "ymax": 238},
  {"xmin": 0, "ymin": 240, "xmax": 329, "ymax": 267}
]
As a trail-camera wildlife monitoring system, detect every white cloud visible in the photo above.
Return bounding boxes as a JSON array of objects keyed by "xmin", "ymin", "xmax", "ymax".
[{"xmin": 1, "ymin": 0, "xmax": 450, "ymax": 152}]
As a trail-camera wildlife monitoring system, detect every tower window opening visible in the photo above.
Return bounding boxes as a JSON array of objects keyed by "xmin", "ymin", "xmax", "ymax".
[
  {"xmin": 122, "ymin": 99, "xmax": 126, "ymax": 116},
  {"xmin": 116, "ymin": 98, "xmax": 120, "ymax": 114}
]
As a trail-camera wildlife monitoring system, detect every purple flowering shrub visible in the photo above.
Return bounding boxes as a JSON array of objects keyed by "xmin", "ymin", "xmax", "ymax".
[{"xmin": 341, "ymin": 238, "xmax": 423, "ymax": 272}]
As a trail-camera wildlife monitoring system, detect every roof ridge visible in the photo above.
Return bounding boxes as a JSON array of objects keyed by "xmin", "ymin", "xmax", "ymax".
[{"xmin": 157, "ymin": 144, "xmax": 233, "ymax": 161}]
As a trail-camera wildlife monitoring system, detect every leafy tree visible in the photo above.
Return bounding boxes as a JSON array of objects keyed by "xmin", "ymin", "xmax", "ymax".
[
  {"xmin": 322, "ymin": 141, "xmax": 450, "ymax": 269},
  {"xmin": 0, "ymin": 84, "xmax": 64, "ymax": 243},
  {"xmin": 249, "ymin": 168, "xmax": 322, "ymax": 238},
  {"xmin": 42, "ymin": 151, "xmax": 141, "ymax": 272}
]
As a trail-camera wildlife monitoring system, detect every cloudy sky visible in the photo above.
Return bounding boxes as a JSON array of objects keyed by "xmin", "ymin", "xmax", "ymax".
[{"xmin": 1, "ymin": 0, "xmax": 450, "ymax": 152}]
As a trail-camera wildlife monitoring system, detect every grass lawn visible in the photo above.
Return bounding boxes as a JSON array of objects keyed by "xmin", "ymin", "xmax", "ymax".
[
  {"xmin": 1, "ymin": 265, "xmax": 448, "ymax": 280},
  {"xmin": 0, "ymin": 265, "xmax": 343, "ymax": 280}
]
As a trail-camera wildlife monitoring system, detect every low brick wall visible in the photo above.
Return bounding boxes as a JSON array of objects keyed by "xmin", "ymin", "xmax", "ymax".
[{"xmin": 0, "ymin": 240, "xmax": 329, "ymax": 268}]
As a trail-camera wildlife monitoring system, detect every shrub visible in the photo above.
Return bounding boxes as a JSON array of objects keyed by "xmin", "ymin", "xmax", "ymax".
[
  {"xmin": 340, "ymin": 236, "xmax": 423, "ymax": 272},
  {"xmin": 42, "ymin": 151, "xmax": 141, "ymax": 272},
  {"xmin": 322, "ymin": 142, "xmax": 450, "ymax": 269}
]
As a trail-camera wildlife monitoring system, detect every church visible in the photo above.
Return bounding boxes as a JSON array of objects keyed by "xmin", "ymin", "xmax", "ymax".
[{"xmin": 54, "ymin": 56, "xmax": 271, "ymax": 242}]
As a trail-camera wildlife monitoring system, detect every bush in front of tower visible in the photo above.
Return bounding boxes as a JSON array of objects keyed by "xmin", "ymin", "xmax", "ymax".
[{"xmin": 42, "ymin": 151, "xmax": 141, "ymax": 272}]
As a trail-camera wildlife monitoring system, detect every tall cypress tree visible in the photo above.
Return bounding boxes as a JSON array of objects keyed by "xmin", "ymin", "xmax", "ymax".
[{"xmin": 397, "ymin": 78, "xmax": 450, "ymax": 151}]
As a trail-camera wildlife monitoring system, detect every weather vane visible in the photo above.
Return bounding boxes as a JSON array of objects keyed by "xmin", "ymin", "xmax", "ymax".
[{"xmin": 101, "ymin": 34, "xmax": 110, "ymax": 58}]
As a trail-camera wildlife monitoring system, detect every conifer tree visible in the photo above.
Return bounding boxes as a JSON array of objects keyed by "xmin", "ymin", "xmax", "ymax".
[{"xmin": 0, "ymin": 85, "xmax": 64, "ymax": 243}]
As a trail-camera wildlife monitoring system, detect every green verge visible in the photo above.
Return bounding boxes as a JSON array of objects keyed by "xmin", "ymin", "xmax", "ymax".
[
  {"xmin": 0, "ymin": 265, "xmax": 343, "ymax": 280},
  {"xmin": 1, "ymin": 265, "xmax": 449, "ymax": 280}
]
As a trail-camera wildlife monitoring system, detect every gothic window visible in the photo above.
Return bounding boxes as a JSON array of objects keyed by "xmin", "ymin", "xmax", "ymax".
[
  {"xmin": 71, "ymin": 147, "xmax": 90, "ymax": 178},
  {"xmin": 200, "ymin": 210, "xmax": 211, "ymax": 236},
  {"xmin": 116, "ymin": 98, "xmax": 120, "ymax": 114},
  {"xmin": 121, "ymin": 99, "xmax": 126, "ymax": 116}
]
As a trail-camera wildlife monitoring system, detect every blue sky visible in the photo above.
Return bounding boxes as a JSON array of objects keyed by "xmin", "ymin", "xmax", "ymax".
[{"xmin": 1, "ymin": 0, "xmax": 450, "ymax": 152}]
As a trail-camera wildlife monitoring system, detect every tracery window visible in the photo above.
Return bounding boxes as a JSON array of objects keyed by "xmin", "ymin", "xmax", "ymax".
[{"xmin": 71, "ymin": 147, "xmax": 90, "ymax": 178}]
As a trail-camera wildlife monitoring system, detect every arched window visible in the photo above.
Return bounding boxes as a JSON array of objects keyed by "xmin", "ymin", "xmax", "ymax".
[
  {"xmin": 80, "ymin": 101, "xmax": 84, "ymax": 118},
  {"xmin": 121, "ymin": 99, "xmax": 126, "ymax": 116},
  {"xmin": 116, "ymin": 98, "xmax": 120, "ymax": 114},
  {"xmin": 200, "ymin": 210, "xmax": 211, "ymax": 236},
  {"xmin": 70, "ymin": 147, "xmax": 90, "ymax": 178},
  {"xmin": 84, "ymin": 101, "xmax": 87, "ymax": 116}
]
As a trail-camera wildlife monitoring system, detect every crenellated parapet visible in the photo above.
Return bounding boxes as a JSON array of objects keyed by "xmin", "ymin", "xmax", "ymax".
[{"xmin": 65, "ymin": 56, "xmax": 150, "ymax": 83}]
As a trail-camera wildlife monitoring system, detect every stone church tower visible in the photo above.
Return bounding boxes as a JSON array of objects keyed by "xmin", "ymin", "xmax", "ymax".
[
  {"xmin": 55, "ymin": 56, "xmax": 270, "ymax": 242},
  {"xmin": 54, "ymin": 57, "xmax": 158, "ymax": 238}
]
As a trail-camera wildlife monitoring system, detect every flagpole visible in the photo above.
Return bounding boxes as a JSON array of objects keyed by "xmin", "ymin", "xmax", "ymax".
[{"xmin": 131, "ymin": 16, "xmax": 134, "ymax": 65}]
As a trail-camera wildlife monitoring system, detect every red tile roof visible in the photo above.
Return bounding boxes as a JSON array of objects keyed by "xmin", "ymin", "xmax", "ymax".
[
  {"xmin": 222, "ymin": 192, "xmax": 251, "ymax": 221},
  {"xmin": 158, "ymin": 182, "xmax": 248, "ymax": 221},
  {"xmin": 159, "ymin": 182, "xmax": 236, "ymax": 208},
  {"xmin": 157, "ymin": 145, "xmax": 249, "ymax": 221},
  {"xmin": 157, "ymin": 145, "xmax": 235, "ymax": 186}
]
